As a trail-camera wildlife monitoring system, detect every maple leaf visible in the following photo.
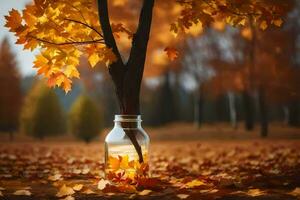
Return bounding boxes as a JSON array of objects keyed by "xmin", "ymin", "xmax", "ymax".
[
  {"xmin": 5, "ymin": 9, "xmax": 22, "ymax": 32},
  {"xmin": 56, "ymin": 185, "xmax": 75, "ymax": 197},
  {"xmin": 164, "ymin": 47, "xmax": 179, "ymax": 61},
  {"xmin": 13, "ymin": 190, "xmax": 31, "ymax": 196}
]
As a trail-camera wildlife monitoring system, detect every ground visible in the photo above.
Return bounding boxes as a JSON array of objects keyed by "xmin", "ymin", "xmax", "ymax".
[{"xmin": 0, "ymin": 139, "xmax": 300, "ymax": 200}]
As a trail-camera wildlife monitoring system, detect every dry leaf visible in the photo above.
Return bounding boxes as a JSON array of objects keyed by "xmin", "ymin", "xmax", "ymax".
[
  {"xmin": 138, "ymin": 189, "xmax": 152, "ymax": 196},
  {"xmin": 183, "ymin": 180, "xmax": 205, "ymax": 188},
  {"xmin": 82, "ymin": 189, "xmax": 95, "ymax": 194},
  {"xmin": 56, "ymin": 185, "xmax": 75, "ymax": 197},
  {"xmin": 48, "ymin": 174, "xmax": 62, "ymax": 181},
  {"xmin": 72, "ymin": 184, "xmax": 83, "ymax": 191},
  {"xmin": 61, "ymin": 196, "xmax": 75, "ymax": 200},
  {"xmin": 246, "ymin": 189, "xmax": 266, "ymax": 197},
  {"xmin": 98, "ymin": 179, "xmax": 110, "ymax": 190},
  {"xmin": 0, "ymin": 191, "xmax": 3, "ymax": 196},
  {"xmin": 13, "ymin": 190, "xmax": 31, "ymax": 196},
  {"xmin": 0, "ymin": 187, "xmax": 5, "ymax": 190},
  {"xmin": 288, "ymin": 188, "xmax": 300, "ymax": 196},
  {"xmin": 177, "ymin": 194, "xmax": 189, "ymax": 199}
]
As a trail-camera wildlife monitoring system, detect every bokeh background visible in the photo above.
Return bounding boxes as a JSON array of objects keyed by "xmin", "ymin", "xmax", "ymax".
[{"xmin": 0, "ymin": 0, "xmax": 300, "ymax": 143}]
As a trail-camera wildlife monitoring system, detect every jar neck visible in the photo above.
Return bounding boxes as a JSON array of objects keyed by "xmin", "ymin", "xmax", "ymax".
[{"xmin": 114, "ymin": 115, "xmax": 142, "ymax": 128}]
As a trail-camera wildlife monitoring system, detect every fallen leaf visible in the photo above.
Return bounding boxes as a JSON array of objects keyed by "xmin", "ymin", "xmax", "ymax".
[
  {"xmin": 177, "ymin": 194, "xmax": 189, "ymax": 199},
  {"xmin": 82, "ymin": 189, "xmax": 95, "ymax": 194},
  {"xmin": 138, "ymin": 189, "xmax": 152, "ymax": 196},
  {"xmin": 117, "ymin": 184, "xmax": 137, "ymax": 193},
  {"xmin": 13, "ymin": 190, "xmax": 31, "ymax": 196},
  {"xmin": 48, "ymin": 174, "xmax": 62, "ymax": 181},
  {"xmin": 183, "ymin": 180, "xmax": 205, "ymax": 188},
  {"xmin": 0, "ymin": 187, "xmax": 5, "ymax": 190},
  {"xmin": 288, "ymin": 188, "xmax": 300, "ymax": 196},
  {"xmin": 98, "ymin": 179, "xmax": 110, "ymax": 190},
  {"xmin": 246, "ymin": 189, "xmax": 266, "ymax": 197},
  {"xmin": 56, "ymin": 185, "xmax": 75, "ymax": 197},
  {"xmin": 0, "ymin": 191, "xmax": 2, "ymax": 196},
  {"xmin": 72, "ymin": 184, "xmax": 83, "ymax": 191},
  {"xmin": 61, "ymin": 196, "xmax": 75, "ymax": 200}
]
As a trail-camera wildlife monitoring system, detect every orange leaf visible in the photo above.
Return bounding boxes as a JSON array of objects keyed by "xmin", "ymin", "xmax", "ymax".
[
  {"xmin": 164, "ymin": 47, "xmax": 179, "ymax": 61},
  {"xmin": 5, "ymin": 9, "xmax": 22, "ymax": 32}
]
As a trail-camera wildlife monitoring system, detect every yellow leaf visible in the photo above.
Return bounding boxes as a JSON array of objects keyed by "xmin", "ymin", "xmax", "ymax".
[
  {"xmin": 108, "ymin": 156, "xmax": 120, "ymax": 170},
  {"xmin": 177, "ymin": 194, "xmax": 189, "ymax": 199},
  {"xmin": 260, "ymin": 21, "xmax": 268, "ymax": 30},
  {"xmin": 88, "ymin": 52, "xmax": 100, "ymax": 68},
  {"xmin": 273, "ymin": 18, "xmax": 283, "ymax": 27},
  {"xmin": 184, "ymin": 180, "xmax": 205, "ymax": 188},
  {"xmin": 72, "ymin": 184, "xmax": 83, "ymax": 191},
  {"xmin": 13, "ymin": 190, "xmax": 31, "ymax": 196},
  {"xmin": 56, "ymin": 185, "xmax": 75, "ymax": 197},
  {"xmin": 246, "ymin": 189, "xmax": 266, "ymax": 197},
  {"xmin": 138, "ymin": 189, "xmax": 152, "ymax": 196}
]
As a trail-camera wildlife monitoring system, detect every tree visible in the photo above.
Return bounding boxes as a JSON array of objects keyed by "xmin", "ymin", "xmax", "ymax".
[
  {"xmin": 20, "ymin": 82, "xmax": 65, "ymax": 140},
  {"xmin": 69, "ymin": 95, "xmax": 103, "ymax": 143},
  {"xmin": 5, "ymin": 0, "xmax": 291, "ymax": 161},
  {"xmin": 0, "ymin": 38, "xmax": 22, "ymax": 141}
]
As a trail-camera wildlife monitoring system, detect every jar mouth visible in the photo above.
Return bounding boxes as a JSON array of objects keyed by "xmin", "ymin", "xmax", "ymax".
[{"xmin": 114, "ymin": 115, "xmax": 142, "ymax": 122}]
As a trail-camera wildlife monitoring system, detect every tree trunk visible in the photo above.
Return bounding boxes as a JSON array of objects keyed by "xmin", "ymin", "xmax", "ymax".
[
  {"xmin": 194, "ymin": 85, "xmax": 204, "ymax": 128},
  {"xmin": 228, "ymin": 91, "xmax": 237, "ymax": 129},
  {"xmin": 242, "ymin": 90, "xmax": 254, "ymax": 131},
  {"xmin": 258, "ymin": 87, "xmax": 268, "ymax": 137},
  {"xmin": 287, "ymin": 101, "xmax": 299, "ymax": 127},
  {"xmin": 98, "ymin": 0, "xmax": 154, "ymax": 163}
]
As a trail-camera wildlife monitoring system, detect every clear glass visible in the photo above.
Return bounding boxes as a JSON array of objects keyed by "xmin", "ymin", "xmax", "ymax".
[{"xmin": 104, "ymin": 115, "xmax": 150, "ymax": 184}]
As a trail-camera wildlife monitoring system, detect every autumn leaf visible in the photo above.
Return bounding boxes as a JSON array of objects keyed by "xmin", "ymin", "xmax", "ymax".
[
  {"xmin": 177, "ymin": 194, "xmax": 189, "ymax": 199},
  {"xmin": 0, "ymin": 191, "xmax": 3, "ymax": 197},
  {"xmin": 164, "ymin": 47, "xmax": 179, "ymax": 61},
  {"xmin": 260, "ymin": 21, "xmax": 268, "ymax": 30},
  {"xmin": 117, "ymin": 184, "xmax": 137, "ymax": 193},
  {"xmin": 56, "ymin": 185, "xmax": 75, "ymax": 197},
  {"xmin": 183, "ymin": 180, "xmax": 205, "ymax": 188},
  {"xmin": 5, "ymin": 9, "xmax": 22, "ymax": 31},
  {"xmin": 288, "ymin": 188, "xmax": 300, "ymax": 196},
  {"xmin": 48, "ymin": 173, "xmax": 62, "ymax": 181},
  {"xmin": 61, "ymin": 196, "xmax": 75, "ymax": 200},
  {"xmin": 273, "ymin": 18, "xmax": 283, "ymax": 27},
  {"xmin": 138, "ymin": 189, "xmax": 152, "ymax": 196},
  {"xmin": 13, "ymin": 189, "xmax": 31, "ymax": 196},
  {"xmin": 246, "ymin": 189, "xmax": 266, "ymax": 197},
  {"xmin": 97, "ymin": 179, "xmax": 110, "ymax": 190},
  {"xmin": 72, "ymin": 184, "xmax": 83, "ymax": 191}
]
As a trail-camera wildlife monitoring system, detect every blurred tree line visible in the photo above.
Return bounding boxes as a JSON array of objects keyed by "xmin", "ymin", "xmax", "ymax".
[{"xmin": 0, "ymin": 2, "xmax": 300, "ymax": 141}]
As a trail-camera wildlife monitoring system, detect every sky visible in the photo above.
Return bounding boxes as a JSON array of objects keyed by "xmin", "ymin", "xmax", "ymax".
[{"xmin": 0, "ymin": 0, "xmax": 37, "ymax": 76}]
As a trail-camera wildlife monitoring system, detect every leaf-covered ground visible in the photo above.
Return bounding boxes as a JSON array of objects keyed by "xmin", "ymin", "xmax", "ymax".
[{"xmin": 0, "ymin": 140, "xmax": 300, "ymax": 200}]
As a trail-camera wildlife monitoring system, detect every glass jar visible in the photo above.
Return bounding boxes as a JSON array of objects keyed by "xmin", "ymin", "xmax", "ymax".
[{"xmin": 104, "ymin": 115, "xmax": 150, "ymax": 184}]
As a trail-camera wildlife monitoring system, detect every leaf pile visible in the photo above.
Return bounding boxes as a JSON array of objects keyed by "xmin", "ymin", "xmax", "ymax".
[{"xmin": 0, "ymin": 140, "xmax": 299, "ymax": 199}]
